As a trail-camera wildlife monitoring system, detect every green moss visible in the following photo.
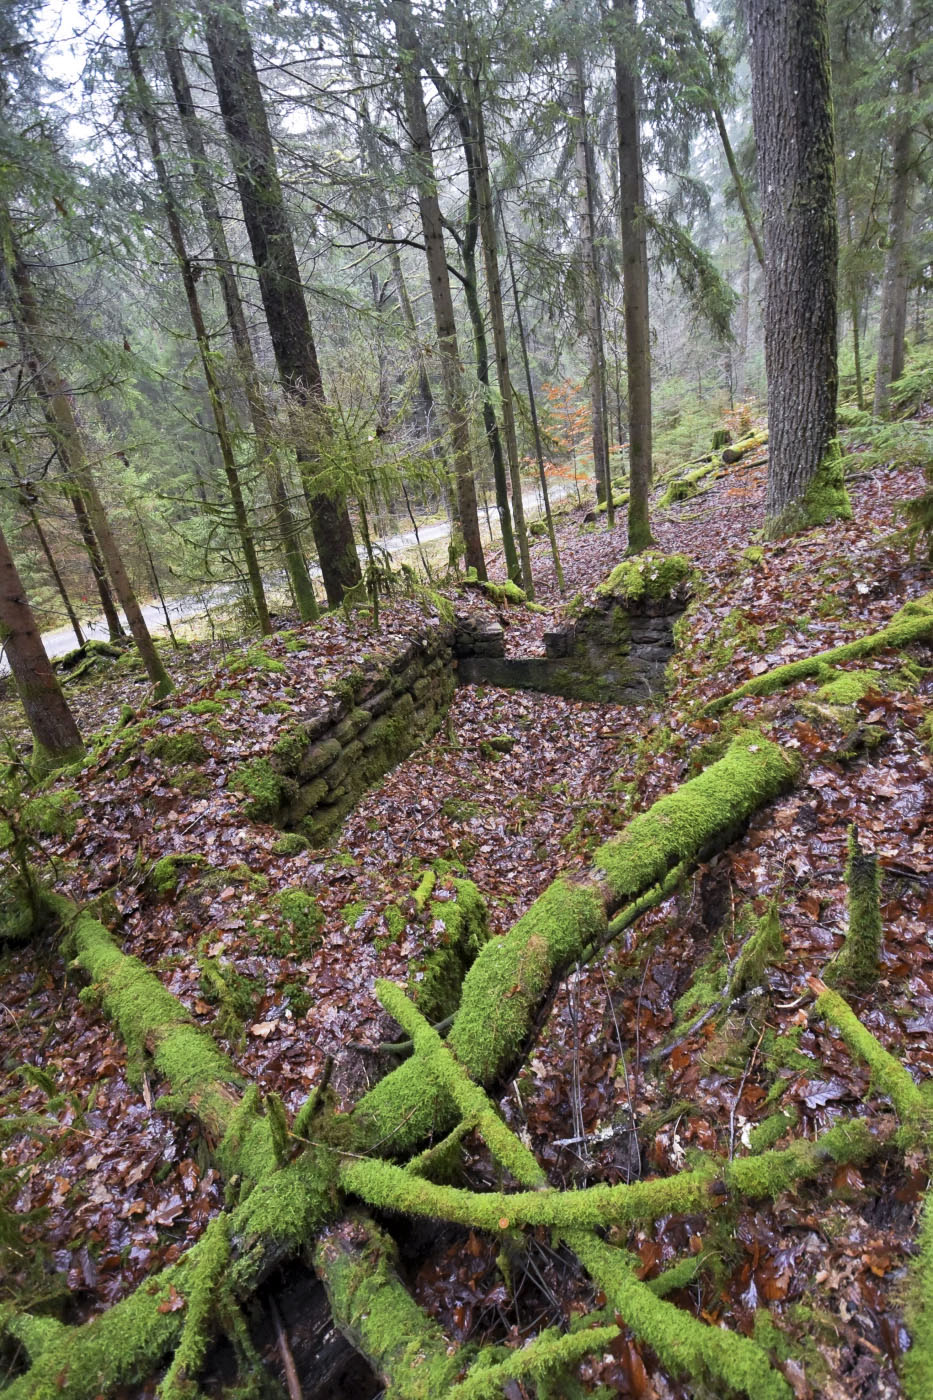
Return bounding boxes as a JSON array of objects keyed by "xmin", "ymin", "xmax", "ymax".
[
  {"xmin": 813, "ymin": 984, "xmax": 926, "ymax": 1125},
  {"xmin": 771, "ymin": 438, "xmax": 853, "ymax": 537},
  {"xmin": 412, "ymin": 870, "xmax": 436, "ymax": 911},
  {"xmin": 597, "ymin": 550, "xmax": 694, "ymax": 604},
  {"xmin": 407, "ymin": 879, "xmax": 489, "ymax": 1023},
  {"xmin": 159, "ymin": 1213, "xmax": 230, "ymax": 1400},
  {"xmin": 903, "ymin": 1194, "xmax": 933, "ymax": 1399},
  {"xmin": 197, "ymin": 951, "xmax": 256, "ymax": 1041},
  {"xmin": 732, "ymin": 906, "xmax": 784, "ymax": 995},
  {"xmin": 383, "ymin": 904, "xmax": 406, "ymax": 938},
  {"xmin": 824, "ymin": 827, "xmax": 882, "ymax": 991},
  {"xmin": 480, "ymin": 734, "xmax": 515, "ymax": 756},
  {"xmin": 592, "ymin": 731, "xmax": 797, "ymax": 911},
  {"xmin": 271, "ymin": 888, "xmax": 324, "ymax": 956},
  {"xmin": 568, "ymin": 1232, "xmax": 791, "ymax": 1400},
  {"xmin": 816, "ymin": 668, "xmax": 882, "ymax": 705},
  {"xmin": 271, "ymin": 832, "xmax": 310, "ymax": 857},
  {"xmin": 741, "ymin": 545, "xmax": 765, "ymax": 567},
  {"xmin": 48, "ymin": 897, "xmax": 244, "ymax": 1147},
  {"xmin": 185, "ymin": 699, "xmax": 226, "ymax": 717},
  {"xmin": 272, "ymin": 723, "xmax": 310, "ymax": 771},
  {"xmin": 313, "ymin": 1217, "xmax": 462, "ymax": 1398},
  {"xmin": 708, "ymin": 593, "xmax": 933, "ymax": 713},
  {"xmin": 231, "ymin": 758, "xmax": 296, "ymax": 823},
  {"xmin": 144, "ymin": 732, "xmax": 208, "ymax": 766},
  {"xmin": 149, "ymin": 852, "xmax": 206, "ymax": 897},
  {"xmin": 227, "ymin": 645, "xmax": 286, "ymax": 676},
  {"xmin": 282, "ymin": 980, "xmax": 311, "ymax": 1019}
]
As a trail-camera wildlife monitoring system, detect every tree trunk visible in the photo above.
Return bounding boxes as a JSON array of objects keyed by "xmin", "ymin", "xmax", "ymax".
[
  {"xmin": 461, "ymin": 231, "xmax": 521, "ymax": 584},
  {"xmin": 390, "ymin": 0, "xmax": 486, "ymax": 580},
  {"xmin": 500, "ymin": 198, "xmax": 565, "ymax": 592},
  {"xmin": 153, "ymin": 0, "xmax": 318, "ymax": 623},
  {"xmin": 0, "ymin": 519, "xmax": 83, "ymax": 771},
  {"xmin": 571, "ymin": 64, "xmax": 612, "ymax": 524},
  {"xmin": 116, "ymin": 0, "xmax": 272, "ymax": 636},
  {"xmin": 62, "ymin": 470, "xmax": 126, "ymax": 640},
  {"xmin": 471, "ymin": 88, "xmax": 534, "ymax": 595},
  {"xmin": 202, "ymin": 0, "xmax": 360, "ymax": 607},
  {"xmin": 747, "ymin": 0, "xmax": 848, "ymax": 533},
  {"xmin": 684, "ymin": 0, "xmax": 765, "ymax": 270},
  {"xmin": 1, "ymin": 219, "xmax": 172, "ymax": 696},
  {"xmin": 6, "ymin": 464, "xmax": 85, "ymax": 648},
  {"xmin": 873, "ymin": 35, "xmax": 915, "ymax": 417},
  {"xmin": 613, "ymin": 0, "xmax": 655, "ymax": 554},
  {"xmin": 433, "ymin": 79, "xmax": 519, "ymax": 583}
]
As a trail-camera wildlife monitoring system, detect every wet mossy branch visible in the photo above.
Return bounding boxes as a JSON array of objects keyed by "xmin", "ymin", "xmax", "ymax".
[
  {"xmin": 705, "ymin": 592, "xmax": 933, "ymax": 714},
  {"xmin": 375, "ymin": 978, "xmax": 546, "ymax": 1187},
  {"xmin": 447, "ymin": 1319, "xmax": 619, "ymax": 1399},
  {"xmin": 567, "ymin": 1232, "xmax": 791, "ymax": 1400},
  {"xmin": 46, "ymin": 895, "xmax": 277, "ymax": 1188},
  {"xmin": 158, "ymin": 1212, "xmax": 231, "ymax": 1400},
  {"xmin": 340, "ymin": 1119, "xmax": 875, "ymax": 1234},
  {"xmin": 808, "ymin": 978, "xmax": 926, "ymax": 1127}
]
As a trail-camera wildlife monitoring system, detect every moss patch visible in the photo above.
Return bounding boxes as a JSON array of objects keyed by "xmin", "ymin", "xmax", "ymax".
[
  {"xmin": 144, "ymin": 732, "xmax": 208, "ymax": 767},
  {"xmin": 597, "ymin": 550, "xmax": 694, "ymax": 604}
]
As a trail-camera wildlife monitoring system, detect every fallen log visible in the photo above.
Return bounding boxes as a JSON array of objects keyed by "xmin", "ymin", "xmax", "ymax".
[{"xmin": 720, "ymin": 429, "xmax": 768, "ymax": 463}]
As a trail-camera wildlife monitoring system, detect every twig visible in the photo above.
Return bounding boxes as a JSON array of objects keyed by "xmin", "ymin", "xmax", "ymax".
[
  {"xmin": 728, "ymin": 1022, "xmax": 767, "ymax": 1160},
  {"xmin": 268, "ymin": 1296, "xmax": 301, "ymax": 1400}
]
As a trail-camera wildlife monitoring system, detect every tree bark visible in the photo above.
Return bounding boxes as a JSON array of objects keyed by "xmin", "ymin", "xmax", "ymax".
[
  {"xmin": 153, "ymin": 0, "xmax": 318, "ymax": 622},
  {"xmin": 613, "ymin": 0, "xmax": 655, "ymax": 553},
  {"xmin": 5, "ymin": 462, "xmax": 85, "ymax": 647},
  {"xmin": 471, "ymin": 88, "xmax": 534, "ymax": 594},
  {"xmin": 115, "ymin": 0, "xmax": 272, "ymax": 636},
  {"xmin": 61, "ymin": 467, "xmax": 126, "ymax": 641},
  {"xmin": 0, "ymin": 518, "xmax": 83, "ymax": 771},
  {"xmin": 1, "ymin": 218, "xmax": 172, "ymax": 696},
  {"xmin": 390, "ymin": 0, "xmax": 486, "ymax": 579},
  {"xmin": 747, "ymin": 0, "xmax": 848, "ymax": 533},
  {"xmin": 571, "ymin": 63, "xmax": 612, "ymax": 524},
  {"xmin": 202, "ymin": 0, "xmax": 361, "ymax": 606},
  {"xmin": 500, "ymin": 197, "xmax": 565, "ymax": 591},
  {"xmin": 873, "ymin": 17, "xmax": 915, "ymax": 418}
]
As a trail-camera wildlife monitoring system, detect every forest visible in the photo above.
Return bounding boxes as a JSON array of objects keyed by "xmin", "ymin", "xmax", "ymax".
[{"xmin": 0, "ymin": 0, "xmax": 932, "ymax": 1395}]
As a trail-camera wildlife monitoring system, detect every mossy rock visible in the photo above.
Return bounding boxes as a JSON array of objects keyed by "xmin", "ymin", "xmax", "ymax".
[
  {"xmin": 529, "ymin": 520, "xmax": 548, "ymax": 537},
  {"xmin": 232, "ymin": 758, "xmax": 297, "ymax": 823},
  {"xmin": 227, "ymin": 645, "xmax": 287, "ymax": 676},
  {"xmin": 145, "ymin": 731, "xmax": 208, "ymax": 767},
  {"xmin": 597, "ymin": 550, "xmax": 694, "ymax": 605},
  {"xmin": 149, "ymin": 852, "xmax": 207, "ymax": 897},
  {"xmin": 272, "ymin": 832, "xmax": 311, "ymax": 857},
  {"xmin": 816, "ymin": 668, "xmax": 882, "ymax": 706}
]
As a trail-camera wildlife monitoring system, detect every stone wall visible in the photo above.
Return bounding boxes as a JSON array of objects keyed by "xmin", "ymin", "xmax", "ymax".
[
  {"xmin": 256, "ymin": 555, "xmax": 691, "ymax": 845},
  {"xmin": 457, "ymin": 558, "xmax": 692, "ymax": 703},
  {"xmin": 267, "ymin": 626, "xmax": 458, "ymax": 845}
]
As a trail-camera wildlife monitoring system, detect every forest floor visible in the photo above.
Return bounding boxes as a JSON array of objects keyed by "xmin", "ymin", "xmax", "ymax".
[{"xmin": 1, "ymin": 416, "xmax": 932, "ymax": 1399}]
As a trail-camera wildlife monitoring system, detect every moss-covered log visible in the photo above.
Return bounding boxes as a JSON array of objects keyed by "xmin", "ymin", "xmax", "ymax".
[
  {"xmin": 47, "ymin": 895, "xmax": 277, "ymax": 1186},
  {"xmin": 706, "ymin": 593, "xmax": 933, "ymax": 715},
  {"xmin": 352, "ymin": 730, "xmax": 795, "ymax": 1154},
  {"xmin": 720, "ymin": 429, "xmax": 768, "ymax": 464},
  {"xmin": 808, "ymin": 978, "xmax": 927, "ymax": 1125},
  {"xmin": 312, "ymin": 1215, "xmax": 462, "ymax": 1399}
]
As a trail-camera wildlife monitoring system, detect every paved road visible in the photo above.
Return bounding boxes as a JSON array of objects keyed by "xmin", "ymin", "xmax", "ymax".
[{"xmin": 7, "ymin": 483, "xmax": 575, "ymax": 672}]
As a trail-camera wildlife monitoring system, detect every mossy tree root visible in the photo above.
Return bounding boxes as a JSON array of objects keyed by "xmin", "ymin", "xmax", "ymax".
[
  {"xmin": 445, "ymin": 1319, "xmax": 619, "ymax": 1400},
  {"xmin": 705, "ymin": 593, "xmax": 933, "ymax": 715}
]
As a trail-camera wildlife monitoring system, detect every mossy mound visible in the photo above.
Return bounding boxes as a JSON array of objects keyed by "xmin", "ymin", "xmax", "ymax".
[
  {"xmin": 149, "ymin": 853, "xmax": 207, "ymax": 897},
  {"xmin": 597, "ymin": 551, "xmax": 694, "ymax": 605},
  {"xmin": 145, "ymin": 732, "xmax": 208, "ymax": 767},
  {"xmin": 232, "ymin": 758, "xmax": 297, "ymax": 823}
]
